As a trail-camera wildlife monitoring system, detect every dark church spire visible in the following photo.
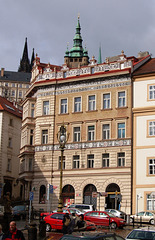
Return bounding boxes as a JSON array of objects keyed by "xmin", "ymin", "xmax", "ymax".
[
  {"xmin": 31, "ymin": 48, "xmax": 35, "ymax": 70},
  {"xmin": 18, "ymin": 38, "xmax": 31, "ymax": 73}
]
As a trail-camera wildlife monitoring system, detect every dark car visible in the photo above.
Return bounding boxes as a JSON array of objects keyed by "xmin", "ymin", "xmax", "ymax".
[
  {"xmin": 84, "ymin": 211, "xmax": 126, "ymax": 229},
  {"xmin": 12, "ymin": 205, "xmax": 27, "ymax": 220},
  {"xmin": 60, "ymin": 232, "xmax": 125, "ymax": 240}
]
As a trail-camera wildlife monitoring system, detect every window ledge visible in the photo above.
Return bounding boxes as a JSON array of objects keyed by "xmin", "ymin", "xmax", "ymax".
[
  {"xmin": 72, "ymin": 111, "xmax": 83, "ymax": 114},
  {"xmin": 86, "ymin": 110, "xmax": 98, "ymax": 113},
  {"xmin": 101, "ymin": 108, "xmax": 112, "ymax": 111},
  {"xmin": 115, "ymin": 106, "xmax": 128, "ymax": 110},
  {"xmin": 58, "ymin": 113, "xmax": 69, "ymax": 116}
]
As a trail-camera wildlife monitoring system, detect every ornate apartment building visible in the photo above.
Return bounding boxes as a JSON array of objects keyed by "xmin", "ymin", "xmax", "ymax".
[
  {"xmin": 133, "ymin": 58, "xmax": 155, "ymax": 214},
  {"xmin": 19, "ymin": 18, "xmax": 150, "ymax": 213}
]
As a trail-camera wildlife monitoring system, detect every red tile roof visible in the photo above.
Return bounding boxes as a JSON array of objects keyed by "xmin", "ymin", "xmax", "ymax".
[
  {"xmin": 0, "ymin": 96, "xmax": 22, "ymax": 118},
  {"xmin": 133, "ymin": 58, "xmax": 155, "ymax": 76}
]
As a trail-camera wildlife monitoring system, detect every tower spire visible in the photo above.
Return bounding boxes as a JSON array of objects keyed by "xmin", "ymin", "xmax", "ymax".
[
  {"xmin": 98, "ymin": 44, "xmax": 102, "ymax": 64},
  {"xmin": 18, "ymin": 38, "xmax": 31, "ymax": 73}
]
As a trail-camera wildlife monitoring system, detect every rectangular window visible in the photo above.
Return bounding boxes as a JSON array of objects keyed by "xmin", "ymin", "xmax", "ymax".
[
  {"xmin": 88, "ymin": 95, "xmax": 96, "ymax": 111},
  {"xmin": 59, "ymin": 156, "xmax": 65, "ymax": 170},
  {"xmin": 149, "ymin": 158, "xmax": 155, "ymax": 175},
  {"xmin": 43, "ymin": 101, "xmax": 49, "ymax": 115},
  {"xmin": 147, "ymin": 194, "xmax": 155, "ymax": 210},
  {"xmin": 149, "ymin": 121, "xmax": 155, "ymax": 136},
  {"xmin": 12, "ymin": 83, "xmax": 15, "ymax": 87},
  {"xmin": 102, "ymin": 153, "xmax": 109, "ymax": 167},
  {"xmin": 118, "ymin": 152, "xmax": 125, "ymax": 167},
  {"xmin": 31, "ymin": 103, "xmax": 35, "ymax": 117},
  {"xmin": 149, "ymin": 85, "xmax": 155, "ymax": 100},
  {"xmin": 7, "ymin": 159, "xmax": 11, "ymax": 171},
  {"xmin": 73, "ymin": 127, "xmax": 80, "ymax": 142},
  {"xmin": 118, "ymin": 91, "xmax": 126, "ymax": 107},
  {"xmin": 60, "ymin": 99, "xmax": 67, "ymax": 114},
  {"xmin": 118, "ymin": 123, "xmax": 125, "ymax": 138},
  {"xmin": 8, "ymin": 137, "xmax": 12, "ymax": 148},
  {"xmin": 11, "ymin": 90, "xmax": 15, "ymax": 96},
  {"xmin": 88, "ymin": 125, "xmax": 95, "ymax": 141},
  {"xmin": 87, "ymin": 154, "xmax": 94, "ymax": 168},
  {"xmin": 9, "ymin": 119, "xmax": 13, "ymax": 126},
  {"xmin": 103, "ymin": 124, "xmax": 110, "ymax": 139},
  {"xmin": 103, "ymin": 93, "xmax": 110, "ymax": 109},
  {"xmin": 42, "ymin": 130, "xmax": 48, "ymax": 144},
  {"xmin": 74, "ymin": 97, "xmax": 81, "ymax": 112},
  {"xmin": 19, "ymin": 91, "xmax": 22, "ymax": 97},
  {"xmin": 73, "ymin": 155, "xmax": 80, "ymax": 169},
  {"xmin": 30, "ymin": 129, "xmax": 33, "ymax": 145},
  {"xmin": 19, "ymin": 84, "xmax": 22, "ymax": 88}
]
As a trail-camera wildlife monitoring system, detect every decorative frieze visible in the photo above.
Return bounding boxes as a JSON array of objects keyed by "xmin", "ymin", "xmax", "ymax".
[{"xmin": 35, "ymin": 139, "xmax": 131, "ymax": 152}]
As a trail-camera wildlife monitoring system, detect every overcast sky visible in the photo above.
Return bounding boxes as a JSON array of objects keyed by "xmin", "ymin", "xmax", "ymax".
[{"xmin": 1, "ymin": 0, "xmax": 155, "ymax": 71}]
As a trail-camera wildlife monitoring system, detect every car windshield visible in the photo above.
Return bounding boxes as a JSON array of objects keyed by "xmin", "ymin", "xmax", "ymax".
[
  {"xmin": 127, "ymin": 230, "xmax": 155, "ymax": 239},
  {"xmin": 105, "ymin": 212, "xmax": 116, "ymax": 218}
]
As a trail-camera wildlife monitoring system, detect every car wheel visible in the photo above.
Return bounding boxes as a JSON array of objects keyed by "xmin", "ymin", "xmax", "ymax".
[
  {"xmin": 130, "ymin": 217, "xmax": 133, "ymax": 223},
  {"xmin": 46, "ymin": 224, "xmax": 51, "ymax": 232},
  {"xmin": 110, "ymin": 222, "xmax": 117, "ymax": 229},
  {"xmin": 150, "ymin": 219, "xmax": 154, "ymax": 225}
]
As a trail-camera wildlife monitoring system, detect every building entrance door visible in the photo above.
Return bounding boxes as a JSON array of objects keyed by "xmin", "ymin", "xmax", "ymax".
[{"xmin": 105, "ymin": 183, "xmax": 121, "ymax": 210}]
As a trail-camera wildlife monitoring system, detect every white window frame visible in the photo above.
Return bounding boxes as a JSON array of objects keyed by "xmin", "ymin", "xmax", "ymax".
[
  {"xmin": 73, "ymin": 126, "xmax": 81, "ymax": 142},
  {"xmin": 74, "ymin": 97, "xmax": 82, "ymax": 112},
  {"xmin": 103, "ymin": 93, "xmax": 111, "ymax": 109},
  {"xmin": 73, "ymin": 155, "xmax": 80, "ymax": 169},
  {"xmin": 60, "ymin": 98, "xmax": 68, "ymax": 114},
  {"xmin": 42, "ymin": 129, "xmax": 48, "ymax": 144},
  {"xmin": 88, "ymin": 125, "xmax": 95, "ymax": 141},
  {"xmin": 88, "ymin": 95, "xmax": 96, "ymax": 111},
  {"xmin": 103, "ymin": 124, "xmax": 110, "ymax": 140},
  {"xmin": 102, "ymin": 153, "xmax": 109, "ymax": 167},
  {"xmin": 117, "ymin": 152, "xmax": 125, "ymax": 167},
  {"xmin": 118, "ymin": 91, "xmax": 126, "ymax": 108},
  {"xmin": 149, "ymin": 85, "xmax": 155, "ymax": 100},
  {"xmin": 87, "ymin": 154, "xmax": 94, "ymax": 168},
  {"xmin": 149, "ymin": 121, "xmax": 155, "ymax": 136},
  {"xmin": 147, "ymin": 194, "xmax": 155, "ymax": 210},
  {"xmin": 148, "ymin": 158, "xmax": 155, "ymax": 175},
  {"xmin": 118, "ymin": 122, "xmax": 125, "ymax": 139},
  {"xmin": 43, "ymin": 101, "xmax": 49, "ymax": 115}
]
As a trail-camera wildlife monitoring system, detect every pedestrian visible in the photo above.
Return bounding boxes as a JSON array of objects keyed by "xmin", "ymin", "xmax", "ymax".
[
  {"xmin": 2, "ymin": 221, "xmax": 25, "ymax": 240},
  {"xmin": 62, "ymin": 213, "xmax": 71, "ymax": 234},
  {"xmin": 77, "ymin": 214, "xmax": 86, "ymax": 230},
  {"xmin": 0, "ymin": 225, "xmax": 4, "ymax": 240}
]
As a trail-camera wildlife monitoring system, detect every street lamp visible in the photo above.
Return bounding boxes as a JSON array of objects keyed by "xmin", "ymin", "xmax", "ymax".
[{"xmin": 57, "ymin": 124, "xmax": 68, "ymax": 212}]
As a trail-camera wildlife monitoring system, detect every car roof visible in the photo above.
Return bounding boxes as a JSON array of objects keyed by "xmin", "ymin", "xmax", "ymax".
[
  {"xmin": 60, "ymin": 233, "xmax": 124, "ymax": 240},
  {"xmin": 133, "ymin": 226, "xmax": 155, "ymax": 232}
]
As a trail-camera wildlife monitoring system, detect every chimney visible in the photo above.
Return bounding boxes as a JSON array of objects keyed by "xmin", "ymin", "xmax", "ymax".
[{"xmin": 1, "ymin": 68, "xmax": 4, "ymax": 77}]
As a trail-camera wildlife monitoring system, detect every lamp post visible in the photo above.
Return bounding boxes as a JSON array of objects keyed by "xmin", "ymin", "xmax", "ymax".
[{"xmin": 57, "ymin": 124, "xmax": 68, "ymax": 212}]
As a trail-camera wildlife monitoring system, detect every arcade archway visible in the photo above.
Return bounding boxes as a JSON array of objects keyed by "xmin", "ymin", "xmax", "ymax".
[
  {"xmin": 62, "ymin": 184, "xmax": 75, "ymax": 206},
  {"xmin": 105, "ymin": 183, "xmax": 121, "ymax": 209},
  {"xmin": 83, "ymin": 184, "xmax": 97, "ymax": 209}
]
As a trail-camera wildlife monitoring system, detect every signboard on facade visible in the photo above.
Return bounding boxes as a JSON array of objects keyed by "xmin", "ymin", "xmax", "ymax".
[{"xmin": 92, "ymin": 192, "xmax": 98, "ymax": 198}]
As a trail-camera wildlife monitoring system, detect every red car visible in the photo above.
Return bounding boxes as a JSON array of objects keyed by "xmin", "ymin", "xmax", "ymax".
[
  {"xmin": 40, "ymin": 208, "xmax": 84, "ymax": 219},
  {"xmin": 44, "ymin": 212, "xmax": 96, "ymax": 232},
  {"xmin": 84, "ymin": 211, "xmax": 126, "ymax": 229}
]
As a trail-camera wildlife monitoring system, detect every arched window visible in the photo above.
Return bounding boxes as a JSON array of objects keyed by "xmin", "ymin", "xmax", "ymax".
[{"xmin": 39, "ymin": 185, "xmax": 46, "ymax": 204}]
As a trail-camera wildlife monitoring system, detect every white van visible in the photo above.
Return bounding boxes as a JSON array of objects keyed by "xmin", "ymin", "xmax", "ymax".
[{"xmin": 68, "ymin": 204, "xmax": 95, "ymax": 212}]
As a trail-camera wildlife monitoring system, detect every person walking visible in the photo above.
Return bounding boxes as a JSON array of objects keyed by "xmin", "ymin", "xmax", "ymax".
[
  {"xmin": 2, "ymin": 221, "xmax": 25, "ymax": 240},
  {"xmin": 62, "ymin": 213, "xmax": 71, "ymax": 234}
]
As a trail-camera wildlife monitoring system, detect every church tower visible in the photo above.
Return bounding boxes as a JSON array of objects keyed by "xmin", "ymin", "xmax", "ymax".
[
  {"xmin": 64, "ymin": 17, "xmax": 89, "ymax": 68},
  {"xmin": 18, "ymin": 38, "xmax": 34, "ymax": 73}
]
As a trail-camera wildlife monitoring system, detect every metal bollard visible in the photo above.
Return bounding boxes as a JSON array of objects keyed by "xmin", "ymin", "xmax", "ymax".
[
  {"xmin": 39, "ymin": 220, "xmax": 46, "ymax": 238},
  {"xmin": 126, "ymin": 214, "xmax": 130, "ymax": 225},
  {"xmin": 28, "ymin": 222, "xmax": 37, "ymax": 240}
]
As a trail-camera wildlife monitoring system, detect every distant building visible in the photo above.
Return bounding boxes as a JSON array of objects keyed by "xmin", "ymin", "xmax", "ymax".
[
  {"xmin": 19, "ymin": 18, "xmax": 150, "ymax": 213},
  {"xmin": 132, "ymin": 57, "xmax": 155, "ymax": 214},
  {"xmin": 0, "ymin": 38, "xmax": 33, "ymax": 108},
  {"xmin": 0, "ymin": 96, "xmax": 22, "ymax": 200}
]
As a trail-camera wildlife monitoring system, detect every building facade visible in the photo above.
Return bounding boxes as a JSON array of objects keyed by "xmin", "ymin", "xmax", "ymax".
[
  {"xmin": 0, "ymin": 97, "xmax": 22, "ymax": 200},
  {"xmin": 19, "ymin": 18, "xmax": 150, "ymax": 213},
  {"xmin": 133, "ymin": 58, "xmax": 155, "ymax": 214}
]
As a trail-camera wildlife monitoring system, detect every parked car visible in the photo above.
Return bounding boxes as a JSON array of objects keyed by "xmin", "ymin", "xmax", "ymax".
[
  {"xmin": 105, "ymin": 209, "xmax": 126, "ymax": 219},
  {"xmin": 12, "ymin": 205, "xmax": 27, "ymax": 220},
  {"xmin": 126, "ymin": 226, "xmax": 155, "ymax": 240},
  {"xmin": 44, "ymin": 212, "xmax": 96, "ymax": 232},
  {"xmin": 68, "ymin": 204, "xmax": 95, "ymax": 212},
  {"xmin": 84, "ymin": 211, "xmax": 126, "ymax": 229},
  {"xmin": 130, "ymin": 211, "xmax": 155, "ymax": 225},
  {"xmin": 60, "ymin": 232, "xmax": 125, "ymax": 240},
  {"xmin": 41, "ymin": 207, "xmax": 85, "ymax": 219}
]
